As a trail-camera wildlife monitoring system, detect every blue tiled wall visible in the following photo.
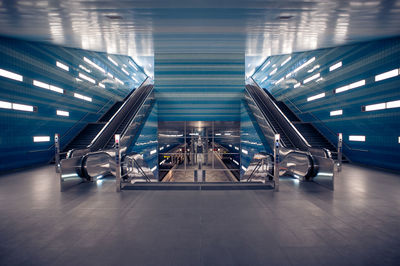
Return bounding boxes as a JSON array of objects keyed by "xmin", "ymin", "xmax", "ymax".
[
  {"xmin": 252, "ymin": 37, "xmax": 400, "ymax": 171},
  {"xmin": 155, "ymin": 53, "xmax": 244, "ymax": 121},
  {"xmin": 0, "ymin": 36, "xmax": 147, "ymax": 172}
]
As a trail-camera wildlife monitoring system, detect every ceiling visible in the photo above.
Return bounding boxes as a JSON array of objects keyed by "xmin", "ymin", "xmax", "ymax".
[{"xmin": 0, "ymin": 0, "xmax": 400, "ymax": 75}]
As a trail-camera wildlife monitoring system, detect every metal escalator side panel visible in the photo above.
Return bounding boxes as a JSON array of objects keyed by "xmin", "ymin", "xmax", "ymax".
[
  {"xmin": 279, "ymin": 149, "xmax": 313, "ymax": 179},
  {"xmin": 88, "ymin": 78, "xmax": 152, "ymax": 151},
  {"xmin": 60, "ymin": 156, "xmax": 85, "ymax": 191},
  {"xmin": 102, "ymin": 85, "xmax": 154, "ymax": 150},
  {"xmin": 81, "ymin": 151, "xmax": 116, "ymax": 180},
  {"xmin": 310, "ymin": 155, "xmax": 335, "ymax": 190}
]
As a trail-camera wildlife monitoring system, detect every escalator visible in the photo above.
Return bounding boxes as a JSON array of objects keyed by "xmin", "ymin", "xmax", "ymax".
[
  {"xmin": 244, "ymin": 78, "xmax": 335, "ymax": 189},
  {"xmin": 60, "ymin": 78, "xmax": 156, "ymax": 190},
  {"xmin": 264, "ymin": 89, "xmax": 344, "ymax": 161}
]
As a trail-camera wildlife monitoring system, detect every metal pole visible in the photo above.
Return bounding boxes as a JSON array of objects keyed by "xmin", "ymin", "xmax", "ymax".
[
  {"xmin": 202, "ymin": 170, "xmax": 206, "ymax": 182},
  {"xmin": 274, "ymin": 134, "xmax": 280, "ymax": 192},
  {"xmin": 55, "ymin": 133, "xmax": 60, "ymax": 173},
  {"xmin": 115, "ymin": 134, "xmax": 121, "ymax": 192},
  {"xmin": 337, "ymin": 133, "xmax": 342, "ymax": 172}
]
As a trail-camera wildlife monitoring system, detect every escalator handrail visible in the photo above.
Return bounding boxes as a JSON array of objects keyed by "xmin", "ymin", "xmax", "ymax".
[
  {"xmin": 88, "ymin": 77, "xmax": 150, "ymax": 150},
  {"xmin": 249, "ymin": 78, "xmax": 311, "ymax": 148},
  {"xmin": 245, "ymin": 85, "xmax": 297, "ymax": 149},
  {"xmin": 102, "ymin": 84, "xmax": 154, "ymax": 149}
]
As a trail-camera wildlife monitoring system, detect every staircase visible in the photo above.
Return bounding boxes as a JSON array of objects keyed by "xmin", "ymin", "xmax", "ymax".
[
  {"xmin": 99, "ymin": 101, "xmax": 123, "ymax": 122},
  {"xmin": 63, "ymin": 123, "xmax": 105, "ymax": 151},
  {"xmin": 263, "ymin": 89, "xmax": 346, "ymax": 161}
]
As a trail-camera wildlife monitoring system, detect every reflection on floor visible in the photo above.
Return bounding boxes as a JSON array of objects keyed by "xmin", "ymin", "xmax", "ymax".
[
  {"xmin": 1, "ymin": 164, "xmax": 400, "ymax": 265},
  {"xmin": 162, "ymin": 151, "xmax": 237, "ymax": 182}
]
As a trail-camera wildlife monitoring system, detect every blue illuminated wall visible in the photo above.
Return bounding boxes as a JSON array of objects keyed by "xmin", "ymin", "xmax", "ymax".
[
  {"xmin": 252, "ymin": 37, "xmax": 400, "ymax": 171},
  {"xmin": 155, "ymin": 53, "xmax": 244, "ymax": 121},
  {"xmin": 0, "ymin": 36, "xmax": 147, "ymax": 172},
  {"xmin": 240, "ymin": 102, "xmax": 270, "ymax": 177}
]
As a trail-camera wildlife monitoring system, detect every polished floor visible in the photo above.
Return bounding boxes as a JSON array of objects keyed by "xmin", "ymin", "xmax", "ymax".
[{"xmin": 0, "ymin": 164, "xmax": 400, "ymax": 265}]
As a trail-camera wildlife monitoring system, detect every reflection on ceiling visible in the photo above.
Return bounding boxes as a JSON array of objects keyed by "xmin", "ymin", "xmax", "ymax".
[{"xmin": 0, "ymin": 0, "xmax": 399, "ymax": 75}]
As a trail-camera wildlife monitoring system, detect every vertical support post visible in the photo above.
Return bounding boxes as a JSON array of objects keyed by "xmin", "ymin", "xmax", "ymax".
[
  {"xmin": 55, "ymin": 133, "xmax": 60, "ymax": 174},
  {"xmin": 194, "ymin": 170, "xmax": 198, "ymax": 182},
  {"xmin": 184, "ymin": 121, "xmax": 187, "ymax": 170},
  {"xmin": 212, "ymin": 121, "xmax": 215, "ymax": 169},
  {"xmin": 337, "ymin": 133, "xmax": 342, "ymax": 172},
  {"xmin": 202, "ymin": 170, "xmax": 206, "ymax": 182},
  {"xmin": 115, "ymin": 134, "xmax": 121, "ymax": 192},
  {"xmin": 274, "ymin": 134, "xmax": 280, "ymax": 192}
]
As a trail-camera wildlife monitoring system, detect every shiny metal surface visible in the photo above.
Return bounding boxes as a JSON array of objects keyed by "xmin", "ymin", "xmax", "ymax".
[
  {"xmin": 59, "ymin": 84, "xmax": 155, "ymax": 190},
  {"xmin": 279, "ymin": 149, "xmax": 313, "ymax": 179},
  {"xmin": 60, "ymin": 156, "xmax": 84, "ymax": 191},
  {"xmin": 312, "ymin": 155, "xmax": 335, "ymax": 190},
  {"xmin": 82, "ymin": 151, "xmax": 116, "ymax": 180},
  {"xmin": 0, "ymin": 0, "xmax": 399, "ymax": 76},
  {"xmin": 244, "ymin": 86, "xmax": 334, "ymax": 184}
]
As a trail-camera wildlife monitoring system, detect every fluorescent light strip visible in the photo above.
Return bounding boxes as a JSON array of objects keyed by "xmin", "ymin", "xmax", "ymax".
[
  {"xmin": 33, "ymin": 80, "xmax": 63, "ymax": 93},
  {"xmin": 78, "ymin": 73, "xmax": 96, "ymax": 84},
  {"xmin": 307, "ymin": 92, "xmax": 325, "ymax": 102},
  {"xmin": 56, "ymin": 61, "xmax": 69, "ymax": 71},
  {"xmin": 33, "ymin": 80, "xmax": 49, "ymax": 89},
  {"xmin": 364, "ymin": 99, "xmax": 400, "ymax": 111},
  {"xmin": 242, "ymin": 149, "xmax": 248, "ymax": 155},
  {"xmin": 294, "ymin": 82, "xmax": 301, "ymax": 88},
  {"xmin": 330, "ymin": 110, "xmax": 343, "ymax": 116},
  {"xmin": 233, "ymin": 159, "xmax": 239, "ymax": 165},
  {"xmin": 107, "ymin": 73, "xmax": 114, "ymax": 78},
  {"xmin": 115, "ymin": 78, "xmax": 124, "ymax": 85},
  {"xmin": 275, "ymin": 77, "xmax": 284, "ymax": 85},
  {"xmin": 329, "ymin": 61, "xmax": 342, "ymax": 71},
  {"xmin": 150, "ymin": 149, "xmax": 157, "ymax": 155},
  {"xmin": 386, "ymin": 100, "xmax": 400, "ymax": 109},
  {"xmin": 307, "ymin": 65, "xmax": 320, "ymax": 73},
  {"xmin": 0, "ymin": 68, "xmax": 23, "ymax": 82},
  {"xmin": 241, "ymin": 166, "xmax": 247, "ymax": 171},
  {"xmin": 260, "ymin": 76, "xmax": 268, "ymax": 83},
  {"xmin": 74, "ymin": 93, "xmax": 92, "ymax": 102},
  {"xmin": 286, "ymin": 57, "xmax": 316, "ymax": 78},
  {"xmin": 121, "ymin": 68, "xmax": 129, "ymax": 76},
  {"xmin": 150, "ymin": 166, "xmax": 157, "ymax": 172},
  {"xmin": 131, "ymin": 76, "xmax": 138, "ymax": 83},
  {"xmin": 349, "ymin": 135, "xmax": 365, "ymax": 142},
  {"xmin": 83, "ymin": 57, "xmax": 106, "ymax": 73},
  {"xmin": 108, "ymin": 56, "xmax": 118, "ymax": 66},
  {"xmin": 261, "ymin": 61, "xmax": 270, "ymax": 71},
  {"xmin": 129, "ymin": 60, "xmax": 138, "ymax": 71},
  {"xmin": 56, "ymin": 110, "xmax": 69, "ymax": 116},
  {"xmin": 0, "ymin": 100, "xmax": 12, "ymax": 109},
  {"xmin": 33, "ymin": 136, "xmax": 50, "ymax": 142},
  {"xmin": 49, "ymin": 85, "xmax": 64, "ymax": 94},
  {"xmin": 281, "ymin": 56, "xmax": 291, "ymax": 66},
  {"xmin": 269, "ymin": 68, "xmax": 277, "ymax": 76},
  {"xmin": 375, "ymin": 69, "xmax": 399, "ymax": 82},
  {"xmin": 365, "ymin": 103, "xmax": 386, "ymax": 111},
  {"xmin": 98, "ymin": 83, "xmax": 105, "ymax": 88},
  {"xmin": 335, "ymin": 80, "xmax": 365, "ymax": 93},
  {"xmin": 79, "ymin": 65, "xmax": 91, "ymax": 73},
  {"xmin": 303, "ymin": 73, "xmax": 320, "ymax": 84},
  {"xmin": 12, "ymin": 103, "xmax": 34, "ymax": 112},
  {"xmin": 234, "ymin": 146, "xmax": 239, "ymax": 150}
]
